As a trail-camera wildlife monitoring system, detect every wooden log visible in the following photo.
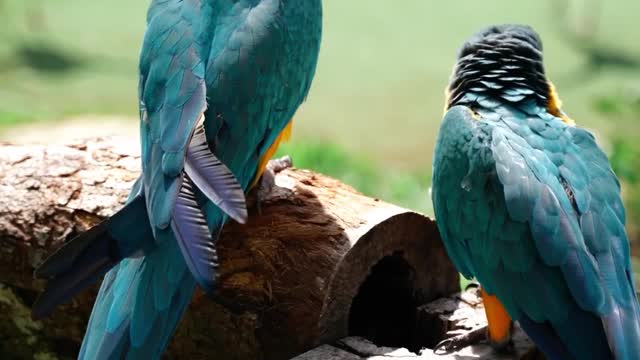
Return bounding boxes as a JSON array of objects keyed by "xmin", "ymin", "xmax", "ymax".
[
  {"xmin": 294, "ymin": 287, "xmax": 543, "ymax": 360},
  {"xmin": 0, "ymin": 137, "xmax": 460, "ymax": 360}
]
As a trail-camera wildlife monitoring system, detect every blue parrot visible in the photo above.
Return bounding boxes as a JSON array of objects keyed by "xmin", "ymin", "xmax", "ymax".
[
  {"xmin": 431, "ymin": 25, "xmax": 640, "ymax": 359},
  {"xmin": 31, "ymin": 1, "xmax": 322, "ymax": 358}
]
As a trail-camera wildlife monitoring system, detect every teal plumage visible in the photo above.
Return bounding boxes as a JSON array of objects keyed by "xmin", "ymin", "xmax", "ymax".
[
  {"xmin": 432, "ymin": 25, "xmax": 640, "ymax": 360},
  {"xmin": 32, "ymin": 1, "xmax": 322, "ymax": 358}
]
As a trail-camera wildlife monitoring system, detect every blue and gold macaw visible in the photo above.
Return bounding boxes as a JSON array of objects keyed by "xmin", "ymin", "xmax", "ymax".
[
  {"xmin": 31, "ymin": 1, "xmax": 322, "ymax": 358},
  {"xmin": 432, "ymin": 25, "xmax": 640, "ymax": 359}
]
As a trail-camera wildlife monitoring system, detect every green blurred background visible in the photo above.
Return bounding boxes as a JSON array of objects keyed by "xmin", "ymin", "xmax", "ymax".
[{"xmin": 0, "ymin": 0, "xmax": 639, "ymax": 280}]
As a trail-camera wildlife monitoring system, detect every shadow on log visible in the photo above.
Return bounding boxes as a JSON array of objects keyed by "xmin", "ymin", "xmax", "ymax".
[{"xmin": 0, "ymin": 137, "xmax": 461, "ymax": 360}]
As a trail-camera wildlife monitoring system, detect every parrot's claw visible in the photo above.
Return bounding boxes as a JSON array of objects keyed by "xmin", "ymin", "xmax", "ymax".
[
  {"xmin": 255, "ymin": 155, "xmax": 293, "ymax": 215},
  {"xmin": 266, "ymin": 155, "xmax": 293, "ymax": 173},
  {"xmin": 433, "ymin": 325, "xmax": 488, "ymax": 354},
  {"xmin": 433, "ymin": 324, "xmax": 514, "ymax": 355}
]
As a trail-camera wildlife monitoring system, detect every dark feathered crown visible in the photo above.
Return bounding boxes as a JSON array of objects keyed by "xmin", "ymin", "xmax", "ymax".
[
  {"xmin": 447, "ymin": 24, "xmax": 549, "ymax": 109},
  {"xmin": 458, "ymin": 24, "xmax": 543, "ymax": 59}
]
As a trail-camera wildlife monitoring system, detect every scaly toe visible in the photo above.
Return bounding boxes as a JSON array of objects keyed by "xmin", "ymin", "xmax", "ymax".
[
  {"xmin": 266, "ymin": 155, "xmax": 292, "ymax": 173},
  {"xmin": 250, "ymin": 155, "xmax": 292, "ymax": 215},
  {"xmin": 433, "ymin": 325, "xmax": 488, "ymax": 354},
  {"xmin": 254, "ymin": 166, "xmax": 278, "ymax": 215}
]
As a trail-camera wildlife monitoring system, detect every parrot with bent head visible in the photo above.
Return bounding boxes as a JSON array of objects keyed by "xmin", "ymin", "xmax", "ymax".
[
  {"xmin": 31, "ymin": 1, "xmax": 322, "ymax": 358},
  {"xmin": 431, "ymin": 25, "xmax": 640, "ymax": 360}
]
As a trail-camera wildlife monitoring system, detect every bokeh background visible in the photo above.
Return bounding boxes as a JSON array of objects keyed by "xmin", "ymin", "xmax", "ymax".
[{"xmin": 1, "ymin": 1, "xmax": 639, "ymax": 281}]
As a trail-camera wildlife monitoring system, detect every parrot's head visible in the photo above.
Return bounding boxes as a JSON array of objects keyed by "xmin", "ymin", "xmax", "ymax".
[{"xmin": 445, "ymin": 24, "xmax": 573, "ymax": 124}]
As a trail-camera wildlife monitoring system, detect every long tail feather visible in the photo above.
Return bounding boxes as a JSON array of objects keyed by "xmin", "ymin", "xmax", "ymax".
[
  {"xmin": 185, "ymin": 123, "xmax": 247, "ymax": 224},
  {"xmin": 78, "ymin": 232, "xmax": 196, "ymax": 360},
  {"xmin": 518, "ymin": 316, "xmax": 572, "ymax": 360},
  {"xmin": 32, "ymin": 191, "xmax": 153, "ymax": 319},
  {"xmin": 171, "ymin": 175, "xmax": 219, "ymax": 293}
]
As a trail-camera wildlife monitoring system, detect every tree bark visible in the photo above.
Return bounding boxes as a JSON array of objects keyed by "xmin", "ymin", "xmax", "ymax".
[{"xmin": 0, "ymin": 137, "xmax": 460, "ymax": 360}]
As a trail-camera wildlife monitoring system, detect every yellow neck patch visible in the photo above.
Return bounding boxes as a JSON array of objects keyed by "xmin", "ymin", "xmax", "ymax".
[
  {"xmin": 443, "ymin": 88, "xmax": 451, "ymax": 115},
  {"xmin": 546, "ymin": 81, "xmax": 575, "ymax": 126},
  {"xmin": 251, "ymin": 120, "xmax": 293, "ymax": 188}
]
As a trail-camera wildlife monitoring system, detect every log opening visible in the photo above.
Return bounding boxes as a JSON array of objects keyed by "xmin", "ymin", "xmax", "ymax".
[
  {"xmin": 348, "ymin": 251, "xmax": 419, "ymax": 350},
  {"xmin": 346, "ymin": 253, "xmax": 471, "ymax": 354}
]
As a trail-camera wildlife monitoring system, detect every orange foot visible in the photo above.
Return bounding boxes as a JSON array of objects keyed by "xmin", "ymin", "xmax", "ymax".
[{"xmin": 480, "ymin": 288, "xmax": 513, "ymax": 350}]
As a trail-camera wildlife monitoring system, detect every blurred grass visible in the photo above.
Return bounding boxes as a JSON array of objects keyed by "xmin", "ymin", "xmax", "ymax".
[
  {"xmin": 1, "ymin": 0, "xmax": 640, "ymax": 288},
  {"xmin": 275, "ymin": 140, "xmax": 434, "ymax": 215},
  {"xmin": 634, "ymin": 258, "xmax": 640, "ymax": 290},
  {"xmin": 609, "ymin": 135, "xmax": 640, "ymax": 259},
  {"xmin": 1, "ymin": 0, "xmax": 640, "ymax": 170}
]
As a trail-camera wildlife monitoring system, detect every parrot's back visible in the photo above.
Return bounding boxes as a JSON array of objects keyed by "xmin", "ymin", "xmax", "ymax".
[
  {"xmin": 32, "ymin": 1, "xmax": 323, "ymax": 359},
  {"xmin": 432, "ymin": 25, "xmax": 640, "ymax": 360}
]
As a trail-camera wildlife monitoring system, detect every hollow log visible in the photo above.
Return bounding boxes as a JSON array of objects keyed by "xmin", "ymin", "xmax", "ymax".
[{"xmin": 0, "ymin": 137, "xmax": 460, "ymax": 360}]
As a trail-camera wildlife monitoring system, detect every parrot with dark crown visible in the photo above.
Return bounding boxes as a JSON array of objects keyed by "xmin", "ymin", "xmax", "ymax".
[
  {"xmin": 30, "ymin": 0, "xmax": 322, "ymax": 358},
  {"xmin": 431, "ymin": 24, "xmax": 640, "ymax": 360}
]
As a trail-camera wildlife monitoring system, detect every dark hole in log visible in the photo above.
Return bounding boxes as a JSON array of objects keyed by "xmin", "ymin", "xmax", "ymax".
[
  {"xmin": 347, "ymin": 251, "xmax": 452, "ymax": 353},
  {"xmin": 348, "ymin": 251, "xmax": 418, "ymax": 350}
]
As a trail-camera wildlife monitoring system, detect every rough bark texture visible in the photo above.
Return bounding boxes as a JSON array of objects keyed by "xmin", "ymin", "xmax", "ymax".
[
  {"xmin": 0, "ymin": 137, "xmax": 461, "ymax": 360},
  {"xmin": 294, "ymin": 287, "xmax": 542, "ymax": 360}
]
